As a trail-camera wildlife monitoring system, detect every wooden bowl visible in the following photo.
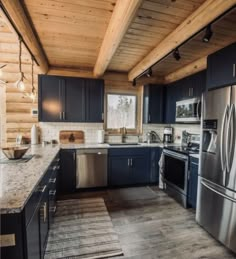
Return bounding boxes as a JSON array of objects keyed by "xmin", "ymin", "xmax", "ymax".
[{"xmin": 2, "ymin": 146, "xmax": 29, "ymax": 160}]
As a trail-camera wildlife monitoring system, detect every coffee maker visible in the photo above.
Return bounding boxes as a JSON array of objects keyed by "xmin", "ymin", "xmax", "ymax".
[{"xmin": 163, "ymin": 127, "xmax": 173, "ymax": 143}]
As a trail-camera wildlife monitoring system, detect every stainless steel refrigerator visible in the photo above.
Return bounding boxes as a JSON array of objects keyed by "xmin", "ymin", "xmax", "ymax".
[{"xmin": 196, "ymin": 85, "xmax": 236, "ymax": 253}]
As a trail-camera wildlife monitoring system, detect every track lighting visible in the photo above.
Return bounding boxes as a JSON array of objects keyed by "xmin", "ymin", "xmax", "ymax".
[
  {"xmin": 202, "ymin": 25, "xmax": 213, "ymax": 43},
  {"xmin": 146, "ymin": 68, "xmax": 152, "ymax": 77},
  {"xmin": 132, "ymin": 79, "xmax": 136, "ymax": 87},
  {"xmin": 173, "ymin": 48, "xmax": 181, "ymax": 61}
]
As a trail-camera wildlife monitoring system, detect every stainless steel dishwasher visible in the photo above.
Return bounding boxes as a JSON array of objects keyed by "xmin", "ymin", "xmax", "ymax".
[{"xmin": 76, "ymin": 149, "xmax": 107, "ymax": 188}]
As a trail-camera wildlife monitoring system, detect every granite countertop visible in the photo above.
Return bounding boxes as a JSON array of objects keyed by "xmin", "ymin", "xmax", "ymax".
[
  {"xmin": 0, "ymin": 142, "xmax": 182, "ymax": 214},
  {"xmin": 0, "ymin": 145, "xmax": 60, "ymax": 214}
]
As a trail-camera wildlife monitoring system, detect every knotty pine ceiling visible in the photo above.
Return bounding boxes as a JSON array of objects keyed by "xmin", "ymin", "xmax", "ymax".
[{"xmin": 2, "ymin": 0, "xmax": 236, "ymax": 81}]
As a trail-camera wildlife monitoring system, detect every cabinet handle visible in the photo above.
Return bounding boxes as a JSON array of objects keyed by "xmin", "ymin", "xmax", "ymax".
[
  {"xmin": 49, "ymin": 206, "xmax": 57, "ymax": 213},
  {"xmin": 39, "ymin": 185, "xmax": 46, "ymax": 193},
  {"xmin": 148, "ymin": 114, "xmax": 151, "ymax": 122},
  {"xmin": 128, "ymin": 158, "xmax": 130, "ymax": 166},
  {"xmin": 40, "ymin": 202, "xmax": 47, "ymax": 222},
  {"xmin": 56, "ymin": 158, "xmax": 60, "ymax": 162},
  {"xmin": 49, "ymin": 190, "xmax": 56, "ymax": 196},
  {"xmin": 57, "ymin": 165, "xmax": 60, "ymax": 170},
  {"xmin": 53, "ymin": 166, "xmax": 57, "ymax": 171},
  {"xmin": 189, "ymin": 88, "xmax": 190, "ymax": 97},
  {"xmin": 101, "ymin": 113, "xmax": 104, "ymax": 120},
  {"xmin": 73, "ymin": 152, "xmax": 76, "ymax": 161},
  {"xmin": 130, "ymin": 158, "xmax": 133, "ymax": 167},
  {"xmin": 233, "ymin": 64, "xmax": 236, "ymax": 78},
  {"xmin": 49, "ymin": 178, "xmax": 56, "ymax": 183},
  {"xmin": 59, "ymin": 112, "xmax": 62, "ymax": 120},
  {"xmin": 63, "ymin": 111, "xmax": 65, "ymax": 120}
]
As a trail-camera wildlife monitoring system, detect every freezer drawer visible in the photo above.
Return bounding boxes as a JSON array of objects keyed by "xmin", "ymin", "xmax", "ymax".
[
  {"xmin": 76, "ymin": 149, "xmax": 107, "ymax": 188},
  {"xmin": 196, "ymin": 178, "xmax": 236, "ymax": 253}
]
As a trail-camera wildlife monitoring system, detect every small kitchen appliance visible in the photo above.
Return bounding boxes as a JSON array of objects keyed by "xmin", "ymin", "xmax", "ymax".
[{"xmin": 163, "ymin": 127, "xmax": 173, "ymax": 143}]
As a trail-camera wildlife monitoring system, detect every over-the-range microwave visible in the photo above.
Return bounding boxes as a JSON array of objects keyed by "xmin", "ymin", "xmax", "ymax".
[{"xmin": 175, "ymin": 97, "xmax": 201, "ymax": 123}]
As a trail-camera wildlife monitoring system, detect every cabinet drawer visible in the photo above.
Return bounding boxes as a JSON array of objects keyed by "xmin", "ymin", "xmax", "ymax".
[{"xmin": 109, "ymin": 147, "xmax": 148, "ymax": 157}]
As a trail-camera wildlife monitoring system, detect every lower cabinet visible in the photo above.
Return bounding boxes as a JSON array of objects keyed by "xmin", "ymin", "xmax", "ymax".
[
  {"xmin": 188, "ymin": 156, "xmax": 199, "ymax": 209},
  {"xmin": 108, "ymin": 148, "xmax": 150, "ymax": 186},
  {"xmin": 58, "ymin": 149, "xmax": 76, "ymax": 195},
  {"xmin": 149, "ymin": 147, "xmax": 162, "ymax": 184},
  {"xmin": 0, "ymin": 154, "xmax": 60, "ymax": 259}
]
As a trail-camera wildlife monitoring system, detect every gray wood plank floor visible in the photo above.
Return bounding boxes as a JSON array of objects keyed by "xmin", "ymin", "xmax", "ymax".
[{"xmin": 61, "ymin": 187, "xmax": 236, "ymax": 259}]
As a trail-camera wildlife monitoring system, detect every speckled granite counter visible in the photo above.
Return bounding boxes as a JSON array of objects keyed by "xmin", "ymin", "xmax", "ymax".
[
  {"xmin": 0, "ymin": 142, "xmax": 178, "ymax": 214},
  {"xmin": 0, "ymin": 145, "xmax": 60, "ymax": 214}
]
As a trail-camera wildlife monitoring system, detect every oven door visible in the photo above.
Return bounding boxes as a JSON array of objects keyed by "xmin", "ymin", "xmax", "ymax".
[
  {"xmin": 163, "ymin": 149, "xmax": 189, "ymax": 195},
  {"xmin": 176, "ymin": 98, "xmax": 201, "ymax": 123}
]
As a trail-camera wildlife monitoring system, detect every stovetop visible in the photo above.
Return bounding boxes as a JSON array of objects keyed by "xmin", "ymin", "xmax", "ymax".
[{"xmin": 164, "ymin": 145, "xmax": 199, "ymax": 155}]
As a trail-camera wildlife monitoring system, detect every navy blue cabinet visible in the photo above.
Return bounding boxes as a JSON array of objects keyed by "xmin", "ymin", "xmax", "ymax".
[
  {"xmin": 108, "ymin": 148, "xmax": 149, "ymax": 186},
  {"xmin": 207, "ymin": 42, "xmax": 236, "ymax": 89},
  {"xmin": 39, "ymin": 75, "xmax": 104, "ymax": 122},
  {"xmin": 149, "ymin": 147, "xmax": 162, "ymax": 184},
  {"xmin": 188, "ymin": 156, "xmax": 199, "ymax": 209},
  {"xmin": 164, "ymin": 70, "xmax": 206, "ymax": 124},
  {"xmin": 58, "ymin": 149, "xmax": 76, "ymax": 195},
  {"xmin": 143, "ymin": 84, "xmax": 164, "ymax": 123},
  {"xmin": 85, "ymin": 79, "xmax": 104, "ymax": 122}
]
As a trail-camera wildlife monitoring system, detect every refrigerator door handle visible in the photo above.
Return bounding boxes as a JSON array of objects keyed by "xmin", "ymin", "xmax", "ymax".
[
  {"xmin": 226, "ymin": 104, "xmax": 235, "ymax": 173},
  {"xmin": 220, "ymin": 105, "xmax": 229, "ymax": 174},
  {"xmin": 201, "ymin": 180, "xmax": 236, "ymax": 203}
]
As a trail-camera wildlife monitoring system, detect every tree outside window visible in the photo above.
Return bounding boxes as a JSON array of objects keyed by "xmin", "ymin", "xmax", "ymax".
[{"xmin": 107, "ymin": 94, "xmax": 136, "ymax": 129}]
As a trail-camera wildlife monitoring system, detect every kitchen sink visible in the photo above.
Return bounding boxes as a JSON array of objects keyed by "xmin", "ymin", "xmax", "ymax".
[{"xmin": 108, "ymin": 143, "xmax": 140, "ymax": 146}]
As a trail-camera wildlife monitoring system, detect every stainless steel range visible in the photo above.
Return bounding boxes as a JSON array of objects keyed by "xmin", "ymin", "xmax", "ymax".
[{"xmin": 162, "ymin": 133, "xmax": 200, "ymax": 208}]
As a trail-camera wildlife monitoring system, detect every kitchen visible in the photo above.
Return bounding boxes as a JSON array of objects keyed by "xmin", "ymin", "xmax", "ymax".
[{"xmin": 0, "ymin": 0, "xmax": 236, "ymax": 259}]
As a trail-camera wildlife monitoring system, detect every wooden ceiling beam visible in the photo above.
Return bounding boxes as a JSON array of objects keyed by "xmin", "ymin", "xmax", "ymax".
[
  {"xmin": 1, "ymin": 1, "xmax": 49, "ymax": 74},
  {"xmin": 165, "ymin": 57, "xmax": 207, "ymax": 84},
  {"xmin": 128, "ymin": 0, "xmax": 236, "ymax": 81},
  {"xmin": 93, "ymin": 0, "xmax": 143, "ymax": 78}
]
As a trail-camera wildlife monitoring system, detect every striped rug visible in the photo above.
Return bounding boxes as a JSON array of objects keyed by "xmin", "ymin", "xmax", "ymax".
[{"xmin": 45, "ymin": 198, "xmax": 123, "ymax": 259}]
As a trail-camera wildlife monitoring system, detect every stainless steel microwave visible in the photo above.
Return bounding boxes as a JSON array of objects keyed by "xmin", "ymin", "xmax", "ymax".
[{"xmin": 175, "ymin": 98, "xmax": 201, "ymax": 123}]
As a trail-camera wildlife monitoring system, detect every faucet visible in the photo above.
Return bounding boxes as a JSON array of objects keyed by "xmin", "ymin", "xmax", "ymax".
[{"xmin": 121, "ymin": 127, "xmax": 127, "ymax": 143}]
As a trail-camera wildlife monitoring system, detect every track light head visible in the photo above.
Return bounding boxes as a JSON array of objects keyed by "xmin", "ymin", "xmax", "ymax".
[
  {"xmin": 202, "ymin": 25, "xmax": 213, "ymax": 43},
  {"xmin": 146, "ymin": 68, "xmax": 152, "ymax": 77},
  {"xmin": 173, "ymin": 48, "xmax": 181, "ymax": 61},
  {"xmin": 132, "ymin": 79, "xmax": 136, "ymax": 87}
]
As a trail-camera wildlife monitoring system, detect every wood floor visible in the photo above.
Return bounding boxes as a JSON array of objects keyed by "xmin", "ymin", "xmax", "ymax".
[{"xmin": 62, "ymin": 187, "xmax": 236, "ymax": 259}]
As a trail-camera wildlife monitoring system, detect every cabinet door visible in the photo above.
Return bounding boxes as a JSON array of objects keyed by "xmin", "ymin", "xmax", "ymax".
[
  {"xmin": 85, "ymin": 79, "xmax": 104, "ymax": 122},
  {"xmin": 207, "ymin": 43, "xmax": 236, "ymax": 89},
  {"xmin": 58, "ymin": 150, "xmax": 76, "ymax": 195},
  {"xmin": 26, "ymin": 207, "xmax": 41, "ymax": 259},
  {"xmin": 143, "ymin": 85, "xmax": 164, "ymax": 123},
  {"xmin": 164, "ymin": 83, "xmax": 178, "ymax": 124},
  {"xmin": 130, "ymin": 154, "xmax": 149, "ymax": 184},
  {"xmin": 39, "ymin": 189, "xmax": 49, "ymax": 257},
  {"xmin": 109, "ymin": 157, "xmax": 130, "ymax": 186},
  {"xmin": 188, "ymin": 159, "xmax": 199, "ymax": 209},
  {"xmin": 64, "ymin": 77, "xmax": 85, "ymax": 122},
  {"xmin": 38, "ymin": 75, "xmax": 62, "ymax": 122}
]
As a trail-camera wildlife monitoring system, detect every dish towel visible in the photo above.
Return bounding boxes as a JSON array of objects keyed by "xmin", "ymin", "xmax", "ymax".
[{"xmin": 158, "ymin": 152, "xmax": 164, "ymax": 189}]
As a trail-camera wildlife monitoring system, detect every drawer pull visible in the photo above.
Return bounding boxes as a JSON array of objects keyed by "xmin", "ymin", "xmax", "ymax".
[
  {"xmin": 57, "ymin": 165, "xmax": 60, "ymax": 170},
  {"xmin": 40, "ymin": 202, "xmax": 47, "ymax": 222},
  {"xmin": 39, "ymin": 185, "xmax": 46, "ymax": 193},
  {"xmin": 49, "ymin": 190, "xmax": 56, "ymax": 196},
  {"xmin": 56, "ymin": 158, "xmax": 60, "ymax": 162},
  {"xmin": 49, "ymin": 206, "xmax": 57, "ymax": 213},
  {"xmin": 49, "ymin": 178, "xmax": 56, "ymax": 183}
]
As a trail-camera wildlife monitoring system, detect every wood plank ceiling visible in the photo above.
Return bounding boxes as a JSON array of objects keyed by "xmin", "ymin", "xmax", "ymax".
[{"xmin": 2, "ymin": 0, "xmax": 236, "ymax": 82}]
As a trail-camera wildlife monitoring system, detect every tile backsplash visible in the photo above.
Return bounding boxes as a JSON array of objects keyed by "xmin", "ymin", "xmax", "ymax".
[{"xmin": 39, "ymin": 122, "xmax": 200, "ymax": 144}]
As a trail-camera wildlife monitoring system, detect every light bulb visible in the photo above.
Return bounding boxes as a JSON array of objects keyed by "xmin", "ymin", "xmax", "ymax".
[{"xmin": 18, "ymin": 80, "xmax": 25, "ymax": 91}]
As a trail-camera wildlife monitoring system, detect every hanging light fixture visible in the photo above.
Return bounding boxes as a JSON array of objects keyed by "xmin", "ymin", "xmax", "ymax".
[
  {"xmin": 173, "ymin": 48, "xmax": 181, "ymax": 61},
  {"xmin": 15, "ymin": 37, "xmax": 25, "ymax": 91},
  {"xmin": 146, "ymin": 68, "xmax": 152, "ymax": 77},
  {"xmin": 202, "ymin": 24, "xmax": 213, "ymax": 43},
  {"xmin": 25, "ymin": 56, "xmax": 36, "ymax": 102}
]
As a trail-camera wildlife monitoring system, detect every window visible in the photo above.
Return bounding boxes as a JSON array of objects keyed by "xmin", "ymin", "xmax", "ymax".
[{"xmin": 106, "ymin": 94, "xmax": 137, "ymax": 130}]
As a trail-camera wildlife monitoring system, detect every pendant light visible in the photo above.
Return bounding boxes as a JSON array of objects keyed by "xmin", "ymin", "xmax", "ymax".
[
  {"xmin": 15, "ymin": 37, "xmax": 25, "ymax": 91},
  {"xmin": 25, "ymin": 56, "xmax": 36, "ymax": 102}
]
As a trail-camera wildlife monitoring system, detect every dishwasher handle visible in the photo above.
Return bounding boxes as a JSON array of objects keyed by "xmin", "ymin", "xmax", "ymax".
[{"xmin": 76, "ymin": 149, "xmax": 108, "ymax": 155}]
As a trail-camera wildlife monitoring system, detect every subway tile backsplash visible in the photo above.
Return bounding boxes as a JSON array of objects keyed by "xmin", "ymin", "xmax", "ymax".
[{"xmin": 39, "ymin": 122, "xmax": 200, "ymax": 144}]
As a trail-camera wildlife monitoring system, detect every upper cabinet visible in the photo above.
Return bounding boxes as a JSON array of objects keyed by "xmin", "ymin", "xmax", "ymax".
[
  {"xmin": 38, "ymin": 75, "xmax": 104, "ymax": 122},
  {"xmin": 164, "ymin": 70, "xmax": 206, "ymax": 124},
  {"xmin": 207, "ymin": 42, "xmax": 236, "ymax": 90},
  {"xmin": 143, "ymin": 84, "xmax": 164, "ymax": 124}
]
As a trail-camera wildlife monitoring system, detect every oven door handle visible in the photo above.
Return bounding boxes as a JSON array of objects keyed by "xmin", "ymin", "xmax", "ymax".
[{"xmin": 163, "ymin": 150, "xmax": 188, "ymax": 161}]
